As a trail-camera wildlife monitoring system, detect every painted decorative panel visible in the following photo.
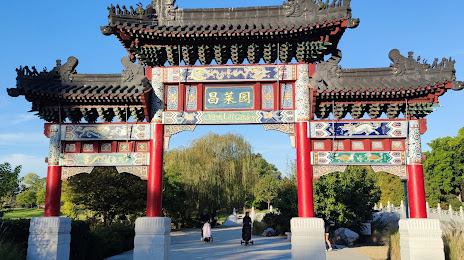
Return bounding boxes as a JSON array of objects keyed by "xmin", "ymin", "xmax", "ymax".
[
  {"xmin": 48, "ymin": 124, "xmax": 62, "ymax": 166},
  {"xmin": 392, "ymin": 141, "xmax": 403, "ymax": 150},
  {"xmin": 65, "ymin": 144, "xmax": 76, "ymax": 152},
  {"xmin": 314, "ymin": 142, "xmax": 325, "ymax": 150},
  {"xmin": 83, "ymin": 143, "xmax": 94, "ymax": 152},
  {"xmin": 204, "ymin": 86, "xmax": 254, "ymax": 110},
  {"xmin": 352, "ymin": 141, "xmax": 364, "ymax": 150},
  {"xmin": 262, "ymin": 85, "xmax": 274, "ymax": 110},
  {"xmin": 333, "ymin": 141, "xmax": 345, "ymax": 150},
  {"xmin": 167, "ymin": 86, "xmax": 179, "ymax": 110},
  {"xmin": 372, "ymin": 141, "xmax": 384, "ymax": 150},
  {"xmin": 62, "ymin": 124, "xmax": 151, "ymax": 141},
  {"xmin": 281, "ymin": 84, "xmax": 294, "ymax": 109},
  {"xmin": 295, "ymin": 64, "xmax": 310, "ymax": 121},
  {"xmin": 63, "ymin": 153, "xmax": 149, "ymax": 166},
  {"xmin": 151, "ymin": 67, "xmax": 164, "ymax": 123},
  {"xmin": 186, "ymin": 86, "xmax": 198, "ymax": 110},
  {"xmin": 407, "ymin": 120, "xmax": 422, "ymax": 164},
  {"xmin": 309, "ymin": 121, "xmax": 408, "ymax": 138},
  {"xmin": 137, "ymin": 143, "xmax": 148, "ymax": 152},
  {"xmin": 313, "ymin": 165, "xmax": 407, "ymax": 179},
  {"xmin": 311, "ymin": 151, "xmax": 405, "ymax": 165},
  {"xmin": 119, "ymin": 143, "xmax": 130, "ymax": 152},
  {"xmin": 101, "ymin": 143, "xmax": 112, "ymax": 152},
  {"xmin": 164, "ymin": 65, "xmax": 296, "ymax": 83},
  {"xmin": 163, "ymin": 110, "xmax": 295, "ymax": 125},
  {"xmin": 116, "ymin": 166, "xmax": 148, "ymax": 180},
  {"xmin": 61, "ymin": 167, "xmax": 94, "ymax": 180}
]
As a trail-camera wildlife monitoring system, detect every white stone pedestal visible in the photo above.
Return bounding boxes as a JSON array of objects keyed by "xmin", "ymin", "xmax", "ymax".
[
  {"xmin": 27, "ymin": 217, "xmax": 71, "ymax": 260},
  {"xmin": 399, "ymin": 219, "xmax": 444, "ymax": 260},
  {"xmin": 291, "ymin": 217, "xmax": 326, "ymax": 260},
  {"xmin": 133, "ymin": 217, "xmax": 171, "ymax": 260}
]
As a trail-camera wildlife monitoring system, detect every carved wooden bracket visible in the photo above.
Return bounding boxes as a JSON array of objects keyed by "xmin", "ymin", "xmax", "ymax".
[
  {"xmin": 164, "ymin": 125, "xmax": 197, "ymax": 149},
  {"xmin": 263, "ymin": 123, "xmax": 296, "ymax": 148}
]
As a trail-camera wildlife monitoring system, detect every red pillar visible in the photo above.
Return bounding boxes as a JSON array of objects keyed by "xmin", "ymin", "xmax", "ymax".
[
  {"xmin": 44, "ymin": 166, "xmax": 62, "ymax": 217},
  {"xmin": 407, "ymin": 164, "xmax": 427, "ymax": 218},
  {"xmin": 147, "ymin": 123, "xmax": 164, "ymax": 217},
  {"xmin": 296, "ymin": 121, "xmax": 315, "ymax": 217}
]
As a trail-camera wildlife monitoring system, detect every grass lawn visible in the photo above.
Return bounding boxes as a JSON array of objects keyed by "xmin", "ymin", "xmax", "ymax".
[{"xmin": 2, "ymin": 208, "xmax": 44, "ymax": 219}]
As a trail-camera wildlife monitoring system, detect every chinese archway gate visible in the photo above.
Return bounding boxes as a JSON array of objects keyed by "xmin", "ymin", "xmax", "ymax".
[{"xmin": 8, "ymin": 1, "xmax": 463, "ymax": 260}]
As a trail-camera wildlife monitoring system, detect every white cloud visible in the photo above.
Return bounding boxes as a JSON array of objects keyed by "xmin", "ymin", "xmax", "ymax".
[
  {"xmin": 11, "ymin": 114, "xmax": 37, "ymax": 125},
  {"xmin": 0, "ymin": 133, "xmax": 47, "ymax": 146},
  {"xmin": 0, "ymin": 154, "xmax": 47, "ymax": 178}
]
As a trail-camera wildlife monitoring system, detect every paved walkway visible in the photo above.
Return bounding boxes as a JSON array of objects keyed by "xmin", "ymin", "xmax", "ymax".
[{"xmin": 107, "ymin": 226, "xmax": 372, "ymax": 260}]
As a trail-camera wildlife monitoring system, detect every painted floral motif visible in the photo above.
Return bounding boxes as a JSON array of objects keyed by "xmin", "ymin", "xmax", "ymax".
[
  {"xmin": 310, "ymin": 121, "xmax": 408, "ymax": 138},
  {"xmin": 167, "ymin": 86, "xmax": 179, "ymax": 110},
  {"xmin": 262, "ymin": 85, "xmax": 274, "ymax": 110},
  {"xmin": 48, "ymin": 124, "xmax": 62, "ymax": 166},
  {"xmin": 295, "ymin": 64, "xmax": 310, "ymax": 121},
  {"xmin": 281, "ymin": 84, "xmax": 293, "ymax": 109},
  {"xmin": 64, "ymin": 124, "xmax": 151, "ymax": 141},
  {"xmin": 63, "ymin": 153, "xmax": 149, "ymax": 166},
  {"xmin": 151, "ymin": 67, "xmax": 165, "ymax": 123},
  {"xmin": 186, "ymin": 86, "xmax": 197, "ymax": 110},
  {"xmin": 164, "ymin": 65, "xmax": 296, "ymax": 83},
  {"xmin": 407, "ymin": 120, "xmax": 422, "ymax": 164},
  {"xmin": 312, "ymin": 151, "xmax": 405, "ymax": 165}
]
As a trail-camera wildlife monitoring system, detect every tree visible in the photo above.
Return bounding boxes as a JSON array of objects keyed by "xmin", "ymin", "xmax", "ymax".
[
  {"xmin": 65, "ymin": 167, "xmax": 147, "ymax": 225},
  {"xmin": 373, "ymin": 171, "xmax": 404, "ymax": 206},
  {"xmin": 16, "ymin": 190, "xmax": 37, "ymax": 208},
  {"xmin": 21, "ymin": 173, "xmax": 46, "ymax": 194},
  {"xmin": 424, "ymin": 127, "xmax": 464, "ymax": 208},
  {"xmin": 0, "ymin": 163, "xmax": 21, "ymax": 209},
  {"xmin": 255, "ymin": 175, "xmax": 280, "ymax": 210},
  {"xmin": 314, "ymin": 166, "xmax": 381, "ymax": 232},
  {"xmin": 164, "ymin": 133, "xmax": 257, "ymax": 218}
]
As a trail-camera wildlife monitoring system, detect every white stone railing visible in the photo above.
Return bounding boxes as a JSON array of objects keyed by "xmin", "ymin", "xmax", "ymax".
[{"xmin": 374, "ymin": 201, "xmax": 464, "ymax": 223}]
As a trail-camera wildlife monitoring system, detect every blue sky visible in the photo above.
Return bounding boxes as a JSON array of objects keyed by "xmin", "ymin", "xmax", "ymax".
[{"xmin": 1, "ymin": 0, "xmax": 463, "ymax": 178}]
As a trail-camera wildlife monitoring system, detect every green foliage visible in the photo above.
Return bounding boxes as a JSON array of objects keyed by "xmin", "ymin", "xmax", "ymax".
[
  {"xmin": 314, "ymin": 166, "xmax": 381, "ymax": 232},
  {"xmin": 70, "ymin": 221, "xmax": 90, "ymax": 260},
  {"xmin": 64, "ymin": 167, "xmax": 147, "ymax": 225},
  {"xmin": 85, "ymin": 224, "xmax": 135, "ymax": 260},
  {"xmin": 373, "ymin": 172, "xmax": 404, "ymax": 206},
  {"xmin": 20, "ymin": 173, "xmax": 46, "ymax": 207},
  {"xmin": 254, "ymin": 175, "xmax": 280, "ymax": 210},
  {"xmin": 0, "ymin": 241, "xmax": 25, "ymax": 260},
  {"xmin": 0, "ymin": 163, "xmax": 21, "ymax": 215},
  {"xmin": 262, "ymin": 212, "xmax": 289, "ymax": 235},
  {"xmin": 16, "ymin": 191, "xmax": 37, "ymax": 208},
  {"xmin": 424, "ymin": 127, "xmax": 464, "ymax": 207},
  {"xmin": 163, "ymin": 133, "xmax": 276, "ymax": 225},
  {"xmin": 252, "ymin": 220, "xmax": 268, "ymax": 236}
]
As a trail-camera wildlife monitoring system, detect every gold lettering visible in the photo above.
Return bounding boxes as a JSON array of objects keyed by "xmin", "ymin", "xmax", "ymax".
[
  {"xmin": 208, "ymin": 92, "xmax": 219, "ymax": 104},
  {"xmin": 239, "ymin": 92, "xmax": 251, "ymax": 104},
  {"xmin": 224, "ymin": 91, "xmax": 237, "ymax": 104}
]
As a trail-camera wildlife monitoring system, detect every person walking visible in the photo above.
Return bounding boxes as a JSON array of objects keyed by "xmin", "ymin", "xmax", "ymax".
[{"xmin": 327, "ymin": 214, "xmax": 338, "ymax": 249}]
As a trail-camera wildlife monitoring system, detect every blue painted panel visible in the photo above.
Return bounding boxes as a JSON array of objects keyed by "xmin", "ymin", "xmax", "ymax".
[{"xmin": 204, "ymin": 86, "xmax": 254, "ymax": 110}]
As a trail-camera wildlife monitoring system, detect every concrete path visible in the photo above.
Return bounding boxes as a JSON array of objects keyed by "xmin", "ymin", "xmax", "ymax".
[{"xmin": 107, "ymin": 226, "xmax": 372, "ymax": 260}]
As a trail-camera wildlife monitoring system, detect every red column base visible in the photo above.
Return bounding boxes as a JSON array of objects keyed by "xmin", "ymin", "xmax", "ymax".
[{"xmin": 44, "ymin": 166, "xmax": 62, "ymax": 217}]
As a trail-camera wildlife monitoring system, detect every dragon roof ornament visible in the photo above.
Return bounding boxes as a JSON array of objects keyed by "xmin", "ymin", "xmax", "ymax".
[{"xmin": 311, "ymin": 49, "xmax": 460, "ymax": 93}]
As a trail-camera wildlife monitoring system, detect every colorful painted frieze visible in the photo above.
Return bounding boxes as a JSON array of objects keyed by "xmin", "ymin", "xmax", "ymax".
[
  {"xmin": 204, "ymin": 86, "xmax": 254, "ymax": 110},
  {"xmin": 311, "ymin": 151, "xmax": 405, "ymax": 165},
  {"xmin": 309, "ymin": 121, "xmax": 408, "ymax": 138},
  {"xmin": 164, "ymin": 65, "xmax": 296, "ymax": 83},
  {"xmin": 167, "ymin": 86, "xmax": 179, "ymax": 110},
  {"xmin": 313, "ymin": 165, "xmax": 407, "ymax": 179},
  {"xmin": 63, "ymin": 124, "xmax": 152, "ymax": 141},
  {"xmin": 62, "ymin": 153, "xmax": 149, "ymax": 166},
  {"xmin": 163, "ymin": 110, "xmax": 295, "ymax": 124},
  {"xmin": 281, "ymin": 84, "xmax": 293, "ymax": 109}
]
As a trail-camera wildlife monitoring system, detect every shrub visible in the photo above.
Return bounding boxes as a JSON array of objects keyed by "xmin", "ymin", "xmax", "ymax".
[
  {"xmin": 252, "ymin": 221, "xmax": 268, "ymax": 236},
  {"xmin": 70, "ymin": 221, "xmax": 91, "ymax": 260},
  {"xmin": 85, "ymin": 223, "xmax": 135, "ymax": 260},
  {"xmin": 262, "ymin": 212, "xmax": 289, "ymax": 235},
  {"xmin": 0, "ymin": 241, "xmax": 25, "ymax": 260},
  {"xmin": 442, "ymin": 221, "xmax": 464, "ymax": 260},
  {"xmin": 387, "ymin": 230, "xmax": 400, "ymax": 260}
]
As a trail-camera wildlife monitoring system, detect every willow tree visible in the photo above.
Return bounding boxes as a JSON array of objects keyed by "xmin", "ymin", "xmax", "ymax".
[{"xmin": 164, "ymin": 133, "xmax": 258, "ymax": 216}]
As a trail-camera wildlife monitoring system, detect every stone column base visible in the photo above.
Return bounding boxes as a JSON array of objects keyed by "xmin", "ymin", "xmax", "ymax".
[
  {"xmin": 27, "ymin": 217, "xmax": 71, "ymax": 260},
  {"xmin": 399, "ymin": 219, "xmax": 444, "ymax": 260},
  {"xmin": 134, "ymin": 217, "xmax": 171, "ymax": 260},
  {"xmin": 291, "ymin": 217, "xmax": 326, "ymax": 260}
]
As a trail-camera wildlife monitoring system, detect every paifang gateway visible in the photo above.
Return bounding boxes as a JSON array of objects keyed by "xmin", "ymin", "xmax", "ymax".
[{"xmin": 7, "ymin": 1, "xmax": 463, "ymax": 259}]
